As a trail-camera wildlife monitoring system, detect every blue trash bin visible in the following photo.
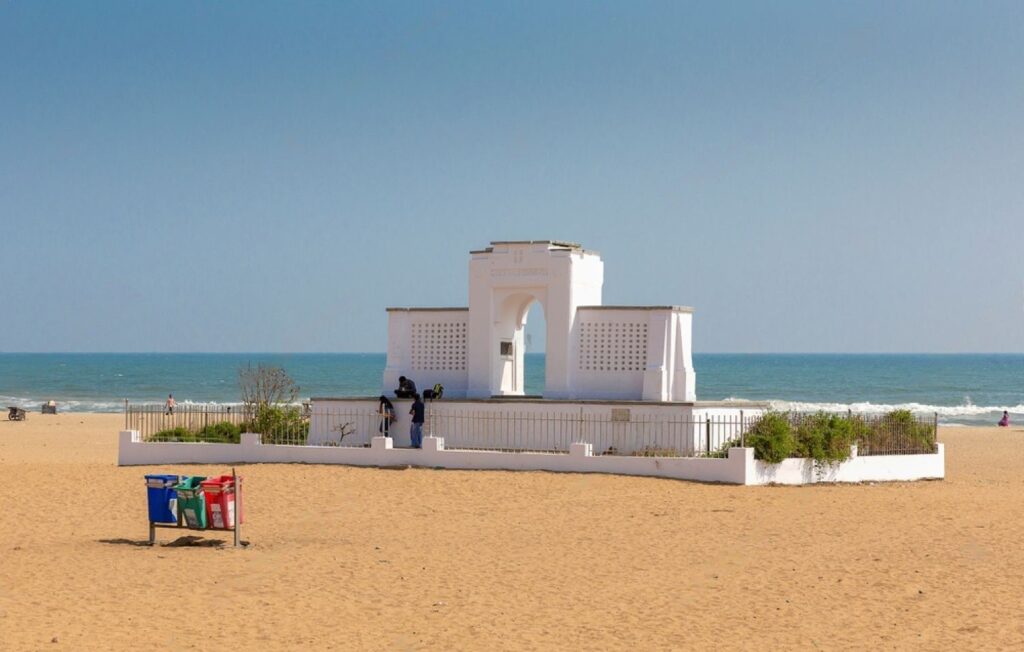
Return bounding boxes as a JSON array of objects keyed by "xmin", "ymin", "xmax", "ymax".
[{"xmin": 145, "ymin": 474, "xmax": 179, "ymax": 523}]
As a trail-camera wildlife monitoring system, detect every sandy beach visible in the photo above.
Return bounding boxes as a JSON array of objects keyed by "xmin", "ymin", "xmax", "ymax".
[{"xmin": 1, "ymin": 414, "xmax": 1023, "ymax": 650}]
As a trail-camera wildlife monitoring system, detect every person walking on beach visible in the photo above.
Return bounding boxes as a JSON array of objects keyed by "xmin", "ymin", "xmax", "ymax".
[
  {"xmin": 998, "ymin": 411, "xmax": 1010, "ymax": 427},
  {"xmin": 378, "ymin": 395, "xmax": 396, "ymax": 437},
  {"xmin": 409, "ymin": 393, "xmax": 425, "ymax": 448},
  {"xmin": 165, "ymin": 394, "xmax": 176, "ymax": 416}
]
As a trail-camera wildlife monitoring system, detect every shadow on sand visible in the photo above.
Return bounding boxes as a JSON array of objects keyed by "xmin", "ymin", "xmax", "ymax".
[{"xmin": 98, "ymin": 536, "xmax": 245, "ymax": 548}]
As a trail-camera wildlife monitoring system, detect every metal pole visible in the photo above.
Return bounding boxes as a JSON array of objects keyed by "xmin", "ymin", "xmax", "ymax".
[
  {"xmin": 705, "ymin": 416, "xmax": 711, "ymax": 455},
  {"xmin": 124, "ymin": 398, "xmax": 129, "ymax": 430},
  {"xmin": 740, "ymin": 410, "xmax": 745, "ymax": 448},
  {"xmin": 233, "ymin": 466, "xmax": 240, "ymax": 548}
]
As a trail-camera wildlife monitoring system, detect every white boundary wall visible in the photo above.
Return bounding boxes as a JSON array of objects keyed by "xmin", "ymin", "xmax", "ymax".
[
  {"xmin": 118, "ymin": 432, "xmax": 944, "ymax": 486},
  {"xmin": 750, "ymin": 443, "xmax": 946, "ymax": 485}
]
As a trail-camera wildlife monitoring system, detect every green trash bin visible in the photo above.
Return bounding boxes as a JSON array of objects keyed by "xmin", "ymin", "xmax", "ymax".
[{"xmin": 176, "ymin": 476, "xmax": 208, "ymax": 529}]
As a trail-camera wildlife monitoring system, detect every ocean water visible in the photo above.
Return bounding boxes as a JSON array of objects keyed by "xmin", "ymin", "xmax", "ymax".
[{"xmin": 0, "ymin": 353, "xmax": 1021, "ymax": 425}]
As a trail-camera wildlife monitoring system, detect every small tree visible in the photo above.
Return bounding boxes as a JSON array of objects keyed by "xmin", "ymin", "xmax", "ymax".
[
  {"xmin": 238, "ymin": 364, "xmax": 299, "ymax": 410},
  {"xmin": 238, "ymin": 364, "xmax": 307, "ymax": 444}
]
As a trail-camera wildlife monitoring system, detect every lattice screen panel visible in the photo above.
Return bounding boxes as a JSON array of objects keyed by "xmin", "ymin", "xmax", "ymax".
[
  {"xmin": 411, "ymin": 322, "xmax": 468, "ymax": 371},
  {"xmin": 578, "ymin": 321, "xmax": 648, "ymax": 372}
]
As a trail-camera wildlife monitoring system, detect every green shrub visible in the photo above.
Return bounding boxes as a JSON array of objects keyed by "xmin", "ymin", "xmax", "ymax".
[
  {"xmin": 196, "ymin": 420, "xmax": 242, "ymax": 443},
  {"xmin": 745, "ymin": 412, "xmax": 796, "ymax": 464},
  {"xmin": 149, "ymin": 421, "xmax": 242, "ymax": 443},
  {"xmin": 243, "ymin": 404, "xmax": 309, "ymax": 445},
  {"xmin": 724, "ymin": 409, "xmax": 934, "ymax": 465},
  {"xmin": 148, "ymin": 426, "xmax": 197, "ymax": 443},
  {"xmin": 793, "ymin": 412, "xmax": 862, "ymax": 465},
  {"xmin": 861, "ymin": 409, "xmax": 935, "ymax": 454}
]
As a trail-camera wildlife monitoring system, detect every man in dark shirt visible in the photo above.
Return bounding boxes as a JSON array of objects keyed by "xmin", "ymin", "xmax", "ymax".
[
  {"xmin": 395, "ymin": 376, "xmax": 417, "ymax": 399},
  {"xmin": 409, "ymin": 393, "xmax": 425, "ymax": 448}
]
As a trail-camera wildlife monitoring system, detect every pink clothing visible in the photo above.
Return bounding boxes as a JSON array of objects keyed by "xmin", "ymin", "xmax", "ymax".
[{"xmin": 998, "ymin": 415, "xmax": 1009, "ymax": 427}]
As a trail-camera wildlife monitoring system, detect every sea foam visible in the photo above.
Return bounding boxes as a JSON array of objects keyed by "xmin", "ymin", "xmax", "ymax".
[{"xmin": 750, "ymin": 400, "xmax": 1022, "ymax": 425}]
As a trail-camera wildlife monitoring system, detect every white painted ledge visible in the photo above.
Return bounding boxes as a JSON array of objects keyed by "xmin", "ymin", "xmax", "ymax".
[
  {"xmin": 750, "ymin": 443, "xmax": 945, "ymax": 485},
  {"xmin": 117, "ymin": 432, "xmax": 945, "ymax": 486}
]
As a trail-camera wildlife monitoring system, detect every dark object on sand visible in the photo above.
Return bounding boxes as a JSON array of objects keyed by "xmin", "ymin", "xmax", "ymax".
[
  {"xmin": 42, "ymin": 400, "xmax": 57, "ymax": 415},
  {"xmin": 7, "ymin": 407, "xmax": 26, "ymax": 421}
]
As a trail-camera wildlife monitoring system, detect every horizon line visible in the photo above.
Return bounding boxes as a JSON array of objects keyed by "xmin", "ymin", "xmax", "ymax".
[{"xmin": 1, "ymin": 351, "xmax": 1023, "ymax": 356}]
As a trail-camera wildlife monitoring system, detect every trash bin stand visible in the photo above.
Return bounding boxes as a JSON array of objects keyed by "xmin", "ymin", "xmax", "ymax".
[{"xmin": 146, "ymin": 469, "xmax": 242, "ymax": 548}]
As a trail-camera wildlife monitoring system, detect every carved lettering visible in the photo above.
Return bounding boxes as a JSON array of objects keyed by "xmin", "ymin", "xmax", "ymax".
[{"xmin": 490, "ymin": 268, "xmax": 549, "ymax": 278}]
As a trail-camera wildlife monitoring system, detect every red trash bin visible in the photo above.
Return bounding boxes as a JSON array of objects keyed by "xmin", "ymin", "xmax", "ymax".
[{"xmin": 200, "ymin": 475, "xmax": 243, "ymax": 529}]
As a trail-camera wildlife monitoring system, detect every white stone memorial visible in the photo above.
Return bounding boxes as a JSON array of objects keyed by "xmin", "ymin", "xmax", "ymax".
[
  {"xmin": 383, "ymin": 240, "xmax": 696, "ymax": 401},
  {"xmin": 117, "ymin": 238, "xmax": 945, "ymax": 484}
]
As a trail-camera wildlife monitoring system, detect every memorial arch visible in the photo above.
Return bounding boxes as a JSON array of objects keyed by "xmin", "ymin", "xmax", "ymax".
[
  {"xmin": 465, "ymin": 241, "xmax": 603, "ymax": 398},
  {"xmin": 384, "ymin": 240, "xmax": 695, "ymax": 402}
]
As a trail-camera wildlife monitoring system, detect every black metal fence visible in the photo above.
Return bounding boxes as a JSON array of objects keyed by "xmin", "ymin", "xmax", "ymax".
[
  {"xmin": 127, "ymin": 403, "xmax": 316, "ymax": 446},
  {"xmin": 125, "ymin": 402, "xmax": 938, "ymax": 459},
  {"xmin": 425, "ymin": 410, "xmax": 749, "ymax": 456},
  {"xmin": 838, "ymin": 412, "xmax": 938, "ymax": 456}
]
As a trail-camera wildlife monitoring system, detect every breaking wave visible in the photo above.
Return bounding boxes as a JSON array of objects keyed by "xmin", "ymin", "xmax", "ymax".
[
  {"xmin": 715, "ymin": 398, "xmax": 1024, "ymax": 425},
  {"xmin": 767, "ymin": 400, "xmax": 1024, "ymax": 417},
  {"xmin": 0, "ymin": 396, "xmax": 247, "ymax": 413},
  {"xmin": 4, "ymin": 392, "xmax": 1021, "ymax": 426}
]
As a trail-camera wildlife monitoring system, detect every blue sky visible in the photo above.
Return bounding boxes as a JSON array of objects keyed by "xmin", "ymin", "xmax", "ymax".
[{"xmin": 1, "ymin": 1, "xmax": 1022, "ymax": 353}]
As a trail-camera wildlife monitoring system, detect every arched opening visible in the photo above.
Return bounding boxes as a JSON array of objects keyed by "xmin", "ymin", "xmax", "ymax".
[
  {"xmin": 492, "ymin": 292, "xmax": 547, "ymax": 397},
  {"xmin": 523, "ymin": 300, "xmax": 546, "ymax": 396}
]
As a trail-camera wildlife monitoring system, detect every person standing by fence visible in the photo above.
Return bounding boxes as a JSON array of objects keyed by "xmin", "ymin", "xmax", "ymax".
[
  {"xmin": 409, "ymin": 393, "xmax": 425, "ymax": 448},
  {"xmin": 165, "ymin": 394, "xmax": 176, "ymax": 416},
  {"xmin": 378, "ymin": 395, "xmax": 396, "ymax": 437}
]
